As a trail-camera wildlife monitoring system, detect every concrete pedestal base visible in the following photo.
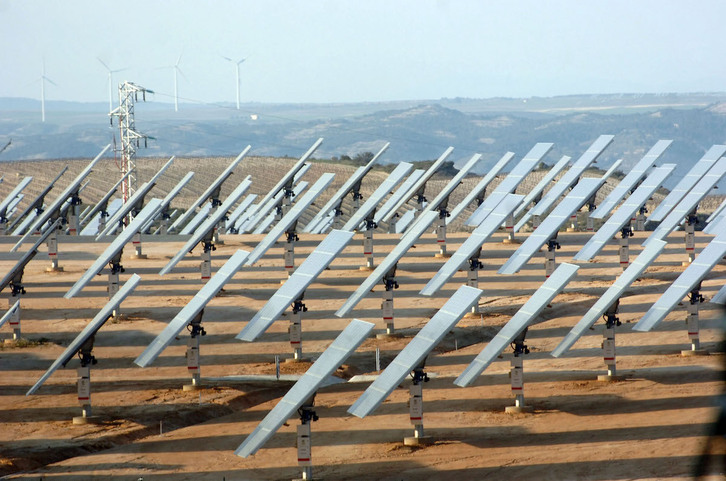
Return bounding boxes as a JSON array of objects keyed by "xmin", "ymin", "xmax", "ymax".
[
  {"xmin": 597, "ymin": 374, "xmax": 623, "ymax": 382},
  {"xmin": 46, "ymin": 266, "xmax": 64, "ymax": 273},
  {"xmin": 681, "ymin": 349, "xmax": 708, "ymax": 357},
  {"xmin": 182, "ymin": 383, "xmax": 201, "ymax": 392},
  {"xmin": 505, "ymin": 405, "xmax": 533, "ymax": 414},
  {"xmin": 434, "ymin": 252, "xmax": 451, "ymax": 258},
  {"xmin": 72, "ymin": 415, "xmax": 99, "ymax": 425},
  {"xmin": 566, "ymin": 227, "xmax": 577, "ymax": 232},
  {"xmin": 129, "ymin": 254, "xmax": 148, "ymax": 260},
  {"xmin": 284, "ymin": 357, "xmax": 311, "ymax": 364},
  {"xmin": 502, "ymin": 238, "xmax": 521, "ymax": 244},
  {"xmin": 376, "ymin": 332, "xmax": 402, "ymax": 340},
  {"xmin": 359, "ymin": 265, "xmax": 374, "ymax": 271},
  {"xmin": 463, "ymin": 311, "xmax": 482, "ymax": 319},
  {"xmin": 403, "ymin": 435, "xmax": 433, "ymax": 446},
  {"xmin": 681, "ymin": 260, "xmax": 693, "ymax": 267}
]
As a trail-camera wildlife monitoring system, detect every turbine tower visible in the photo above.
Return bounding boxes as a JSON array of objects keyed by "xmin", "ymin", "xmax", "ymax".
[
  {"xmin": 97, "ymin": 58, "xmax": 128, "ymax": 113},
  {"xmin": 39, "ymin": 62, "xmax": 56, "ymax": 122},
  {"xmin": 222, "ymin": 55, "xmax": 246, "ymax": 110},
  {"xmin": 164, "ymin": 52, "xmax": 186, "ymax": 112}
]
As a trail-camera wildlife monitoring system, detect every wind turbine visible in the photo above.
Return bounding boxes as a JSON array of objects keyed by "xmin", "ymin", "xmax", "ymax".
[
  {"xmin": 97, "ymin": 58, "xmax": 128, "ymax": 113},
  {"xmin": 39, "ymin": 62, "xmax": 56, "ymax": 122},
  {"xmin": 162, "ymin": 52, "xmax": 187, "ymax": 112},
  {"xmin": 222, "ymin": 55, "xmax": 246, "ymax": 110}
]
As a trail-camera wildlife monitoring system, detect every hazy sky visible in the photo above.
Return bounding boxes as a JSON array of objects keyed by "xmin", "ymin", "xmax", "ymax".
[{"xmin": 2, "ymin": 0, "xmax": 725, "ymax": 106}]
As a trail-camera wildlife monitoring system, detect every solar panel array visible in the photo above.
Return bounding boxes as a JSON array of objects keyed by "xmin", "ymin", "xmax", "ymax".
[
  {"xmin": 235, "ymin": 319, "xmax": 375, "ymax": 457},
  {"xmin": 372, "ymin": 169, "xmax": 425, "ymax": 226},
  {"xmin": 10, "ymin": 166, "xmax": 68, "ymax": 234},
  {"xmin": 512, "ymin": 155, "xmax": 571, "ymax": 219},
  {"xmin": 573, "ymin": 164, "xmax": 674, "ymax": 261},
  {"xmin": 455, "ymin": 263, "xmax": 579, "ymax": 387},
  {"xmin": 347, "ymin": 285, "xmax": 482, "ymax": 418},
  {"xmin": 466, "ymin": 142, "xmax": 553, "ymax": 226},
  {"xmin": 552, "ymin": 240, "xmax": 667, "ymax": 357},
  {"xmin": 499, "ymin": 177, "xmax": 604, "ymax": 274},
  {"xmin": 590, "ymin": 139, "xmax": 672, "ymax": 219}
]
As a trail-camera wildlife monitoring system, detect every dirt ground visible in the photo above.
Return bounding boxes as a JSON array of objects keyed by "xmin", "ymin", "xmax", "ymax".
[{"xmin": 0, "ymin": 227, "xmax": 724, "ymax": 480}]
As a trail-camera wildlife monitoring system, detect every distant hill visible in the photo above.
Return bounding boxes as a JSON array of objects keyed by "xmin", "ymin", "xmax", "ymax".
[{"xmin": 2, "ymin": 93, "xmax": 726, "ymax": 189}]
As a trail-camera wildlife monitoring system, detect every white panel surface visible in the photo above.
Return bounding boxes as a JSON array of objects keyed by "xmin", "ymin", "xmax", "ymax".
[
  {"xmin": 455, "ymin": 263, "xmax": 579, "ymax": 387},
  {"xmin": 235, "ymin": 319, "xmax": 374, "ymax": 457},
  {"xmin": 10, "ymin": 166, "xmax": 68, "ymax": 233},
  {"xmin": 373, "ymin": 169, "xmax": 425, "ymax": 225},
  {"xmin": 348, "ymin": 285, "xmax": 482, "ymax": 418},
  {"xmin": 0, "ymin": 219, "xmax": 61, "ymax": 293},
  {"xmin": 513, "ymin": 155, "xmax": 571, "ymax": 218},
  {"xmin": 553, "ymin": 240, "xmax": 667, "ymax": 357},
  {"xmin": 0, "ymin": 300, "xmax": 20, "ymax": 329}
]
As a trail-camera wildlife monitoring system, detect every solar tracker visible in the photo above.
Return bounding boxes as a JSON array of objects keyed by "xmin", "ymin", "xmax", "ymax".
[
  {"xmin": 647, "ymin": 144, "xmax": 726, "ymax": 223},
  {"xmin": 0, "ymin": 219, "xmax": 61, "ymax": 294},
  {"xmin": 348, "ymin": 285, "xmax": 482, "ymax": 418},
  {"xmin": 573, "ymin": 165, "xmax": 674, "ymax": 261},
  {"xmin": 373, "ymin": 169, "xmax": 425, "ymax": 226},
  {"xmin": 225, "ymin": 193, "xmax": 258, "ymax": 233},
  {"xmin": 466, "ymin": 143, "xmax": 553, "ymax": 226},
  {"xmin": 499, "ymin": 177, "xmax": 604, "ymax": 274},
  {"xmin": 245, "ymin": 173, "xmax": 335, "ymax": 266},
  {"xmin": 633, "ymin": 228, "xmax": 726, "ymax": 332},
  {"xmin": 64, "ymin": 199, "xmax": 162, "ymax": 298},
  {"xmin": 27, "ymin": 274, "xmax": 141, "ymax": 395},
  {"xmin": 136, "ymin": 250, "xmax": 249, "ymax": 367},
  {"xmin": 235, "ymin": 318, "xmax": 374, "ymax": 458},
  {"xmin": 9, "ymin": 166, "xmax": 68, "ymax": 233},
  {"xmin": 340, "ymin": 163, "xmax": 413, "ymax": 233},
  {"xmin": 455, "ymin": 263, "xmax": 579, "ymax": 387},
  {"xmin": 13, "ymin": 144, "xmax": 110, "ymax": 251},
  {"xmin": 0, "ymin": 176, "xmax": 32, "ymax": 226},
  {"xmin": 590, "ymin": 139, "xmax": 672, "ymax": 219},
  {"xmin": 552, "ymin": 240, "xmax": 667, "ymax": 357},
  {"xmin": 512, "ymin": 155, "xmax": 572, "ymax": 219},
  {"xmin": 96, "ymin": 156, "xmax": 175, "ymax": 238},
  {"xmin": 237, "ymin": 229, "xmax": 354, "ymax": 341},
  {"xmin": 178, "ymin": 203, "xmax": 213, "ymax": 235},
  {"xmin": 167, "ymin": 146, "xmax": 250, "ymax": 233},
  {"xmin": 646, "ymin": 155, "xmax": 726, "ymax": 246},
  {"xmin": 81, "ymin": 199, "xmax": 122, "ymax": 236},
  {"xmin": 515, "ymin": 135, "xmax": 614, "ymax": 232},
  {"xmin": 304, "ymin": 143, "xmax": 389, "ymax": 233},
  {"xmin": 420, "ymin": 193, "xmax": 523, "ymax": 296},
  {"xmin": 335, "ymin": 210, "xmax": 438, "ymax": 318},
  {"xmin": 0, "ymin": 300, "xmax": 20, "ymax": 331},
  {"xmin": 241, "ymin": 139, "xmax": 322, "ymax": 232},
  {"xmin": 141, "ymin": 171, "xmax": 195, "ymax": 233},
  {"xmin": 447, "ymin": 152, "xmax": 516, "ymax": 225},
  {"xmin": 251, "ymin": 181, "xmax": 309, "ymax": 235},
  {"xmin": 379, "ymin": 147, "xmax": 454, "ymax": 224},
  {"xmin": 160, "ymin": 178, "xmax": 252, "ymax": 276}
]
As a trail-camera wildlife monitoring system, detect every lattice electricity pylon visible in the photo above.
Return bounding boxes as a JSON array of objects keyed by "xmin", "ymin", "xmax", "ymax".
[{"xmin": 110, "ymin": 82, "xmax": 154, "ymax": 205}]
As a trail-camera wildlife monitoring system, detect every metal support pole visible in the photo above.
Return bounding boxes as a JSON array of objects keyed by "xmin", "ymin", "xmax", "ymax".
[
  {"xmin": 46, "ymin": 225, "xmax": 62, "ymax": 272},
  {"xmin": 9, "ymin": 287, "xmax": 22, "ymax": 341},
  {"xmin": 361, "ymin": 217, "xmax": 377, "ymax": 270},
  {"xmin": 201, "ymin": 239, "xmax": 214, "ymax": 282},
  {"xmin": 381, "ymin": 264, "xmax": 398, "ymax": 335},
  {"xmin": 434, "ymin": 207, "xmax": 449, "ymax": 257},
  {"xmin": 634, "ymin": 206, "xmax": 647, "ymax": 232},
  {"xmin": 532, "ymin": 214, "xmax": 541, "ymax": 229},
  {"xmin": 403, "ymin": 363, "xmax": 431, "ymax": 446},
  {"xmin": 619, "ymin": 224, "xmax": 633, "ymax": 270},
  {"xmin": 466, "ymin": 251, "xmax": 483, "ymax": 315},
  {"xmin": 684, "ymin": 212, "xmax": 697, "ymax": 265},
  {"xmin": 290, "ymin": 295, "xmax": 306, "ymax": 360},
  {"xmin": 73, "ymin": 336, "xmax": 97, "ymax": 424},
  {"xmin": 68, "ymin": 194, "xmax": 82, "ymax": 236},
  {"xmin": 108, "ymin": 250, "xmax": 124, "ymax": 317},
  {"xmin": 598, "ymin": 300, "xmax": 621, "ymax": 381},
  {"xmin": 503, "ymin": 213, "xmax": 518, "ymax": 243},
  {"xmin": 683, "ymin": 283, "xmax": 706, "ymax": 356},
  {"xmin": 506, "ymin": 329, "xmax": 532, "ymax": 413},
  {"xmin": 184, "ymin": 310, "xmax": 205, "ymax": 391},
  {"xmin": 545, "ymin": 237, "xmax": 560, "ymax": 278},
  {"xmin": 284, "ymin": 229, "xmax": 298, "ymax": 276},
  {"xmin": 297, "ymin": 395, "xmax": 318, "ymax": 480}
]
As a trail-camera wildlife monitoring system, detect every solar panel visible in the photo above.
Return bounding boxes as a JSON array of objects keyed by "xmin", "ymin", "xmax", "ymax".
[
  {"xmin": 421, "ymin": 193, "xmax": 523, "ymax": 296},
  {"xmin": 96, "ymin": 156, "xmax": 175, "ymax": 238},
  {"xmin": 226, "ymin": 193, "xmax": 258, "ymax": 232},
  {"xmin": 379, "ymin": 146, "xmax": 454, "ymax": 224},
  {"xmin": 179, "ymin": 203, "xmax": 213, "ymax": 235},
  {"xmin": 13, "ymin": 144, "xmax": 111, "ymax": 251},
  {"xmin": 245, "ymin": 174, "xmax": 335, "ymax": 266},
  {"xmin": 251, "ymin": 181, "xmax": 309, "ymax": 235},
  {"xmin": 81, "ymin": 199, "xmax": 122, "ymax": 236},
  {"xmin": 394, "ymin": 209, "xmax": 416, "ymax": 233},
  {"xmin": 552, "ymin": 240, "xmax": 667, "ymax": 357},
  {"xmin": 235, "ymin": 318, "xmax": 374, "ymax": 457},
  {"xmin": 141, "ymin": 171, "xmax": 195, "ymax": 232},
  {"xmin": 64, "ymin": 199, "xmax": 162, "ymax": 299},
  {"xmin": 335, "ymin": 210, "xmax": 439, "ymax": 318},
  {"xmin": 348, "ymin": 285, "xmax": 482, "ymax": 418},
  {"xmin": 466, "ymin": 143, "xmax": 553, "ymax": 226},
  {"xmin": 0, "ymin": 300, "xmax": 20, "ymax": 330},
  {"xmin": 27, "ymin": 274, "xmax": 141, "ymax": 395},
  {"xmin": 408, "ymin": 153, "xmax": 482, "ymax": 230},
  {"xmin": 136, "ymin": 250, "xmax": 249, "ymax": 367},
  {"xmin": 455, "ymin": 263, "xmax": 579, "ymax": 387},
  {"xmin": 704, "ymin": 210, "xmax": 726, "ymax": 236},
  {"xmin": 241, "ymin": 139, "xmax": 322, "ymax": 232},
  {"xmin": 167, "ymin": 146, "xmax": 250, "ymax": 233},
  {"xmin": 160, "ymin": 177, "xmax": 252, "ymax": 275},
  {"xmin": 0, "ymin": 176, "xmax": 32, "ymax": 219},
  {"xmin": 512, "ymin": 155, "xmax": 572, "ymax": 219},
  {"xmin": 9, "ymin": 166, "xmax": 68, "ymax": 233},
  {"xmin": 499, "ymin": 177, "xmax": 604, "ymax": 274},
  {"xmin": 706, "ymin": 197, "xmax": 726, "ymax": 225},
  {"xmin": 448, "ymin": 152, "xmax": 516, "ymax": 225},
  {"xmin": 573, "ymin": 165, "xmax": 674, "ymax": 261},
  {"xmin": 79, "ymin": 170, "xmax": 132, "ymax": 227},
  {"xmin": 0, "ymin": 219, "xmax": 61, "ymax": 293},
  {"xmin": 303, "ymin": 143, "xmax": 389, "ymax": 234},
  {"xmin": 634, "ymin": 229, "xmax": 726, "ymax": 332},
  {"xmin": 515, "ymin": 135, "xmax": 614, "ymax": 232},
  {"xmin": 373, "ymin": 169, "xmax": 426, "ymax": 225},
  {"xmin": 342, "ymin": 163, "xmax": 413, "ymax": 232},
  {"xmin": 590, "ymin": 140, "xmax": 672, "ymax": 219},
  {"xmin": 646, "ymin": 155, "xmax": 726, "ymax": 246},
  {"xmin": 237, "ymin": 230, "xmax": 355, "ymax": 341},
  {"xmin": 711, "ymin": 283, "xmax": 726, "ymax": 305},
  {"xmin": 647, "ymin": 144, "xmax": 726, "ymax": 223}
]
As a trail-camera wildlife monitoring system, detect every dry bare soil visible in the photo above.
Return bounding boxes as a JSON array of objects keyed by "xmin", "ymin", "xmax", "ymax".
[{"xmin": 0, "ymin": 226, "xmax": 724, "ymax": 480}]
